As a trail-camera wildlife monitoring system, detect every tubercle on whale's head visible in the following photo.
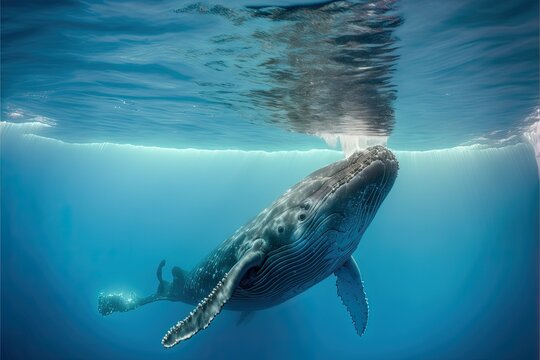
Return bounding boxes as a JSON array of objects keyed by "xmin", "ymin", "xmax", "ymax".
[{"xmin": 292, "ymin": 145, "xmax": 398, "ymax": 242}]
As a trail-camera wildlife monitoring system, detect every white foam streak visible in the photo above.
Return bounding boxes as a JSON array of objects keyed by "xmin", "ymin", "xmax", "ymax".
[
  {"xmin": 2, "ymin": 120, "xmax": 537, "ymax": 168},
  {"xmin": 522, "ymin": 108, "xmax": 539, "ymax": 177},
  {"xmin": 316, "ymin": 133, "xmax": 388, "ymax": 157}
]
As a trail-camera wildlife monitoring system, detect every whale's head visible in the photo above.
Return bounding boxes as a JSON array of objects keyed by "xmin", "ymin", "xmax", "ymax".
[
  {"xmin": 236, "ymin": 145, "xmax": 398, "ymax": 304},
  {"xmin": 279, "ymin": 145, "xmax": 399, "ymax": 254}
]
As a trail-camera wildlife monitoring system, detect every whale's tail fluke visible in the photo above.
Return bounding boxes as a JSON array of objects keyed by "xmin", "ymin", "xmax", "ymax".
[
  {"xmin": 98, "ymin": 259, "xmax": 190, "ymax": 316},
  {"xmin": 98, "ymin": 291, "xmax": 142, "ymax": 316}
]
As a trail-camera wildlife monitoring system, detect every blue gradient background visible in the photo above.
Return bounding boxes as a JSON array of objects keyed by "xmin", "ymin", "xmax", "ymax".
[{"xmin": 2, "ymin": 125, "xmax": 538, "ymax": 359}]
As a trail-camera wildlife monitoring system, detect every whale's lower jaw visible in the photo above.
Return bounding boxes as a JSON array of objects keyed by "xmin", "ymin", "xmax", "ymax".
[{"xmin": 228, "ymin": 225, "xmax": 352, "ymax": 310}]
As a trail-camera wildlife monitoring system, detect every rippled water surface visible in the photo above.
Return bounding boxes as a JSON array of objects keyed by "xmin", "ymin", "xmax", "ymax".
[{"xmin": 2, "ymin": 0, "xmax": 538, "ymax": 150}]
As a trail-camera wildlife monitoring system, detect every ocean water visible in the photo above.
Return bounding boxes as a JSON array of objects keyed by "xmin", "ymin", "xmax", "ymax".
[{"xmin": 1, "ymin": 1, "xmax": 539, "ymax": 359}]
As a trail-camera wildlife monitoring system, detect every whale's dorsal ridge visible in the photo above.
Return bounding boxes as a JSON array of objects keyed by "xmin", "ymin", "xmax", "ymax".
[
  {"xmin": 335, "ymin": 256, "xmax": 369, "ymax": 336},
  {"xmin": 161, "ymin": 239, "xmax": 267, "ymax": 348}
]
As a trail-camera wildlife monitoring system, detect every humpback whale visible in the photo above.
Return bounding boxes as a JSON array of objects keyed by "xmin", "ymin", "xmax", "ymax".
[{"xmin": 98, "ymin": 145, "xmax": 398, "ymax": 348}]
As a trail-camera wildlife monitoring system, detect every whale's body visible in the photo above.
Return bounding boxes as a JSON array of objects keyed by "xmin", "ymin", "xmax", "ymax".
[{"xmin": 99, "ymin": 145, "xmax": 398, "ymax": 348}]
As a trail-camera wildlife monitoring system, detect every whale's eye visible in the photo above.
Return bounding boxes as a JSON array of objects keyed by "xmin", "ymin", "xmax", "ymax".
[
  {"xmin": 298, "ymin": 213, "xmax": 306, "ymax": 221},
  {"xmin": 277, "ymin": 226, "xmax": 284, "ymax": 233}
]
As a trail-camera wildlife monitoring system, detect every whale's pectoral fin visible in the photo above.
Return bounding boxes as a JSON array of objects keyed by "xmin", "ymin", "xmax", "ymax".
[
  {"xmin": 334, "ymin": 256, "xmax": 369, "ymax": 336},
  {"xmin": 162, "ymin": 239, "xmax": 266, "ymax": 348}
]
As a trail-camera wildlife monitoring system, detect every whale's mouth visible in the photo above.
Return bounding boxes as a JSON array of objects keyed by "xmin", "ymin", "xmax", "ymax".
[
  {"xmin": 237, "ymin": 147, "xmax": 399, "ymax": 296},
  {"xmin": 326, "ymin": 145, "xmax": 398, "ymax": 195}
]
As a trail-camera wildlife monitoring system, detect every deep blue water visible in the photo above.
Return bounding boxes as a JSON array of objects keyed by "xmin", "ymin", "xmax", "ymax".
[
  {"xmin": 2, "ymin": 0, "xmax": 540, "ymax": 359},
  {"xmin": 2, "ymin": 124, "xmax": 539, "ymax": 359}
]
